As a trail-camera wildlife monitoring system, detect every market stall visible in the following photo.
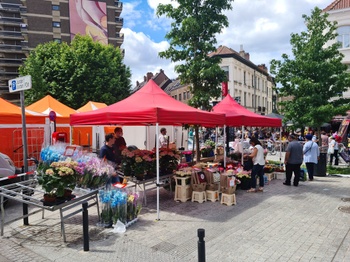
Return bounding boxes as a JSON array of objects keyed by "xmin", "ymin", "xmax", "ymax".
[{"xmin": 70, "ymin": 79, "xmax": 226, "ymax": 219}]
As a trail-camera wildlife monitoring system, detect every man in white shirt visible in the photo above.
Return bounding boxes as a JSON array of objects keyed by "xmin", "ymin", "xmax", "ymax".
[{"xmin": 159, "ymin": 128, "xmax": 168, "ymax": 148}]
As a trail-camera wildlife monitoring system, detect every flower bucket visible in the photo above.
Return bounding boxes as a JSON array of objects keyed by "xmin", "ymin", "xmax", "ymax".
[{"xmin": 185, "ymin": 154, "xmax": 192, "ymax": 162}]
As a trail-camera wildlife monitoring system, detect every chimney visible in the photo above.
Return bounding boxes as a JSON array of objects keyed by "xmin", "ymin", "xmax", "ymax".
[
  {"xmin": 146, "ymin": 72, "xmax": 153, "ymax": 81},
  {"xmin": 144, "ymin": 76, "xmax": 146, "ymax": 82},
  {"xmin": 136, "ymin": 81, "xmax": 139, "ymax": 86},
  {"xmin": 258, "ymin": 64, "xmax": 267, "ymax": 72},
  {"xmin": 244, "ymin": 52, "xmax": 250, "ymax": 60}
]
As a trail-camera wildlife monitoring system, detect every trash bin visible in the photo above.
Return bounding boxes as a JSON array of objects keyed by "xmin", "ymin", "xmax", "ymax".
[{"xmin": 314, "ymin": 152, "xmax": 327, "ymax": 176}]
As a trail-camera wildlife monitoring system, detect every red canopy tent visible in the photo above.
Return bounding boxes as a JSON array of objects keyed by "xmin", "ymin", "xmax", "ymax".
[
  {"xmin": 70, "ymin": 80, "xmax": 225, "ymax": 220},
  {"xmin": 212, "ymin": 94, "xmax": 282, "ymax": 127},
  {"xmin": 70, "ymin": 79, "xmax": 225, "ymax": 126}
]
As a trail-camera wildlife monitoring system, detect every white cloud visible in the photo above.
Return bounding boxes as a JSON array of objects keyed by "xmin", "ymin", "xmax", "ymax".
[
  {"xmin": 121, "ymin": 0, "xmax": 331, "ymax": 87},
  {"xmin": 121, "ymin": 28, "xmax": 177, "ymax": 86}
]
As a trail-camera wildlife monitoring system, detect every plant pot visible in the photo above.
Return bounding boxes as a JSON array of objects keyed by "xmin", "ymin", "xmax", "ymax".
[
  {"xmin": 43, "ymin": 193, "xmax": 57, "ymax": 203},
  {"xmin": 64, "ymin": 189, "xmax": 72, "ymax": 198}
]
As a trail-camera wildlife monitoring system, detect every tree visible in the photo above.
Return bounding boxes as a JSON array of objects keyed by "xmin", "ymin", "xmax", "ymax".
[
  {"xmin": 19, "ymin": 35, "xmax": 131, "ymax": 108},
  {"xmin": 157, "ymin": 0, "xmax": 234, "ymax": 161},
  {"xmin": 270, "ymin": 7, "xmax": 350, "ymax": 139}
]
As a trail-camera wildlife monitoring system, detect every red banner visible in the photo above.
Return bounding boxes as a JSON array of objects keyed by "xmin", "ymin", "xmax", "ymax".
[{"xmin": 222, "ymin": 82, "xmax": 228, "ymax": 97}]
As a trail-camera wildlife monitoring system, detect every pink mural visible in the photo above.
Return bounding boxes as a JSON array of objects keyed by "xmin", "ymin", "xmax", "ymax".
[{"xmin": 69, "ymin": 0, "xmax": 108, "ymax": 45}]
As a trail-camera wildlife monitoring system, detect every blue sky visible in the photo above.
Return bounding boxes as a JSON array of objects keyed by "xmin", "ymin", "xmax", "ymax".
[{"xmin": 121, "ymin": 0, "xmax": 333, "ymax": 87}]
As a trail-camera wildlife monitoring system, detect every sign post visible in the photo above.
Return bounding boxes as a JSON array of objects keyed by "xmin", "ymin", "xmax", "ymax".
[{"xmin": 8, "ymin": 75, "xmax": 32, "ymax": 173}]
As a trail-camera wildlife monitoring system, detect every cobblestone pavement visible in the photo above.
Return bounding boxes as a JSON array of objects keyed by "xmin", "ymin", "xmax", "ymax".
[{"xmin": 1, "ymin": 152, "xmax": 350, "ymax": 262}]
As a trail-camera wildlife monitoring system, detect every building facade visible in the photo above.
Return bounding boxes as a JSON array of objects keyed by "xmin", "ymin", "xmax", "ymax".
[
  {"xmin": 323, "ymin": 0, "xmax": 350, "ymax": 99},
  {"xmin": 0, "ymin": 0, "xmax": 124, "ymax": 102},
  {"xmin": 209, "ymin": 45, "xmax": 276, "ymax": 115}
]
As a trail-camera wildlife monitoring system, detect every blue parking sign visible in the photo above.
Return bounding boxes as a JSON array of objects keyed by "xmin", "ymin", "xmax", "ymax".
[{"xmin": 11, "ymin": 80, "xmax": 16, "ymax": 91}]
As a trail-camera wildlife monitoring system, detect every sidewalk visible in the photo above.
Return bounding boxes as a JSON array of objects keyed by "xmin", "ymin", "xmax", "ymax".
[{"xmin": 1, "ymin": 153, "xmax": 350, "ymax": 261}]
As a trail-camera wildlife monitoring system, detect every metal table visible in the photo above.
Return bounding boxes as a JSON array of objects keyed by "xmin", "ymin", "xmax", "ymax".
[
  {"xmin": 119, "ymin": 173, "xmax": 174, "ymax": 206},
  {"xmin": 0, "ymin": 177, "xmax": 100, "ymax": 243}
]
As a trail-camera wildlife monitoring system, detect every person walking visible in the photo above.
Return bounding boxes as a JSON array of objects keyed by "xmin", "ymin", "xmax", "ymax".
[
  {"xmin": 284, "ymin": 134, "xmax": 303, "ymax": 187},
  {"xmin": 303, "ymin": 134, "xmax": 320, "ymax": 181},
  {"xmin": 245, "ymin": 137, "xmax": 265, "ymax": 193},
  {"xmin": 329, "ymin": 136, "xmax": 340, "ymax": 165}
]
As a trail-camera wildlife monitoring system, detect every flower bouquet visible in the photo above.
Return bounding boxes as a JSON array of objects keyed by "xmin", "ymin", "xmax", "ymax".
[
  {"xmin": 158, "ymin": 148, "xmax": 181, "ymax": 175},
  {"xmin": 236, "ymin": 171, "xmax": 251, "ymax": 190},
  {"xmin": 121, "ymin": 148, "xmax": 155, "ymax": 180},
  {"xmin": 200, "ymin": 140, "xmax": 215, "ymax": 157},
  {"xmin": 75, "ymin": 155, "xmax": 115, "ymax": 189}
]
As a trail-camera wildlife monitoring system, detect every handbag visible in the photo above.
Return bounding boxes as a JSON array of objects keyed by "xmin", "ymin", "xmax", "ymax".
[{"xmin": 327, "ymin": 147, "xmax": 334, "ymax": 154}]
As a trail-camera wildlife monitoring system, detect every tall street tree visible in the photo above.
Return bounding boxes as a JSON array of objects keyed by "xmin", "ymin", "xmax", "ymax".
[
  {"xmin": 19, "ymin": 35, "xmax": 131, "ymax": 109},
  {"xmin": 157, "ymin": 0, "xmax": 234, "ymax": 161},
  {"xmin": 270, "ymin": 7, "xmax": 350, "ymax": 138}
]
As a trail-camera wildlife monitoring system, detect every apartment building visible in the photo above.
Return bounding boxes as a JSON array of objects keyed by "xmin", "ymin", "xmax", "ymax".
[
  {"xmin": 0, "ymin": 0, "xmax": 124, "ymax": 102},
  {"xmin": 323, "ymin": 0, "xmax": 350, "ymax": 99},
  {"xmin": 209, "ymin": 45, "xmax": 276, "ymax": 115}
]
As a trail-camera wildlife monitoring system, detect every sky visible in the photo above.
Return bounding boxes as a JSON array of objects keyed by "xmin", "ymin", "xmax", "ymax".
[{"xmin": 120, "ymin": 0, "xmax": 333, "ymax": 87}]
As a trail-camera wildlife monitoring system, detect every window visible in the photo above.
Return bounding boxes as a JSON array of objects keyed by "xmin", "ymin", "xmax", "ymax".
[
  {"xmin": 52, "ymin": 5, "xmax": 60, "ymax": 11},
  {"xmin": 337, "ymin": 26, "xmax": 350, "ymax": 48},
  {"xmin": 221, "ymin": 66, "xmax": 229, "ymax": 81},
  {"xmin": 52, "ymin": 22, "xmax": 61, "ymax": 28},
  {"xmin": 53, "ymin": 38, "xmax": 61, "ymax": 43},
  {"xmin": 187, "ymin": 91, "xmax": 190, "ymax": 99},
  {"xmin": 244, "ymin": 92, "xmax": 247, "ymax": 106},
  {"xmin": 243, "ymin": 71, "xmax": 246, "ymax": 85},
  {"xmin": 183, "ymin": 92, "xmax": 186, "ymax": 100},
  {"xmin": 179, "ymin": 94, "xmax": 182, "ymax": 101},
  {"xmin": 174, "ymin": 95, "xmax": 177, "ymax": 100}
]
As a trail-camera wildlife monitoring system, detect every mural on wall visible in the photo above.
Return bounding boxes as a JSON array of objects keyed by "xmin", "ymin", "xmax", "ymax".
[{"xmin": 69, "ymin": 0, "xmax": 108, "ymax": 45}]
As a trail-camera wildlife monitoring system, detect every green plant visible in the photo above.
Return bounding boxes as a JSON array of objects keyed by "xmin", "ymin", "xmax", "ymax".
[
  {"xmin": 37, "ymin": 158, "xmax": 78, "ymax": 197},
  {"xmin": 327, "ymin": 165, "xmax": 350, "ymax": 175}
]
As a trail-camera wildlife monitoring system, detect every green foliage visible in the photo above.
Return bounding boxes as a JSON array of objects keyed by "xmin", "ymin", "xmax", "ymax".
[
  {"xmin": 270, "ymin": 7, "xmax": 350, "ymax": 129},
  {"xmin": 19, "ymin": 35, "xmax": 131, "ymax": 108},
  {"xmin": 327, "ymin": 165, "xmax": 350, "ymax": 175},
  {"xmin": 157, "ymin": 0, "xmax": 234, "ymax": 160}
]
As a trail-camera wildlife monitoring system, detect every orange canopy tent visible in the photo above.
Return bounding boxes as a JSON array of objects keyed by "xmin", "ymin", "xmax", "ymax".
[
  {"xmin": 26, "ymin": 95, "xmax": 77, "ymax": 124},
  {"xmin": 75, "ymin": 101, "xmax": 108, "ymax": 147},
  {"xmin": 0, "ymin": 98, "xmax": 46, "ymax": 125},
  {"xmin": 77, "ymin": 101, "xmax": 107, "ymax": 112},
  {"xmin": 0, "ymin": 98, "xmax": 48, "ymax": 167}
]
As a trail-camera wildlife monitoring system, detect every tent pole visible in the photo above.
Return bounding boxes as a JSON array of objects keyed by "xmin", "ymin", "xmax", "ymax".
[
  {"xmin": 156, "ymin": 123, "xmax": 160, "ymax": 221},
  {"xmin": 241, "ymin": 125, "xmax": 244, "ymax": 165},
  {"xmin": 223, "ymin": 125, "xmax": 226, "ymax": 168},
  {"xmin": 215, "ymin": 127, "xmax": 218, "ymax": 160},
  {"xmin": 279, "ymin": 127, "xmax": 282, "ymax": 166}
]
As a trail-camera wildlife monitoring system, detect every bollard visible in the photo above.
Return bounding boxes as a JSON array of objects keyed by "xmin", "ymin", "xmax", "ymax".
[
  {"xmin": 197, "ymin": 228, "xmax": 206, "ymax": 262},
  {"xmin": 82, "ymin": 202, "xmax": 89, "ymax": 251}
]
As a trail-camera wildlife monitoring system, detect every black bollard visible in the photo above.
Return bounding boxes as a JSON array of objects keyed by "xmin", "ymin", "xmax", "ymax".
[
  {"xmin": 197, "ymin": 228, "xmax": 206, "ymax": 262},
  {"xmin": 82, "ymin": 202, "xmax": 89, "ymax": 251}
]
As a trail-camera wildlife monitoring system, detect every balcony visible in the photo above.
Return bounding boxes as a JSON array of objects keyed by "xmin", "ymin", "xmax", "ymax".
[
  {"xmin": 114, "ymin": 1, "xmax": 123, "ymax": 17},
  {"xmin": 115, "ymin": 17, "xmax": 123, "ymax": 30},
  {"xmin": 116, "ymin": 32, "xmax": 124, "ymax": 45},
  {"xmin": 0, "ymin": 17, "xmax": 22, "ymax": 26},
  {"xmin": 0, "ymin": 44, "xmax": 22, "ymax": 51},
  {"xmin": 0, "ymin": 31, "xmax": 22, "ymax": 40},
  {"xmin": 0, "ymin": 3, "xmax": 21, "ymax": 12},
  {"xmin": 0, "ymin": 58, "xmax": 23, "ymax": 67},
  {"xmin": 19, "ymin": 6, "xmax": 27, "ymax": 14}
]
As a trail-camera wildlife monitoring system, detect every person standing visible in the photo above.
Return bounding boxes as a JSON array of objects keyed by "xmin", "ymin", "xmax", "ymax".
[
  {"xmin": 329, "ymin": 136, "xmax": 340, "ymax": 165},
  {"xmin": 246, "ymin": 137, "xmax": 265, "ymax": 193},
  {"xmin": 284, "ymin": 134, "xmax": 303, "ymax": 186},
  {"xmin": 100, "ymin": 133, "xmax": 119, "ymax": 184},
  {"xmin": 303, "ymin": 134, "xmax": 320, "ymax": 181},
  {"xmin": 113, "ymin": 127, "xmax": 126, "ymax": 165},
  {"xmin": 159, "ymin": 127, "xmax": 168, "ymax": 148}
]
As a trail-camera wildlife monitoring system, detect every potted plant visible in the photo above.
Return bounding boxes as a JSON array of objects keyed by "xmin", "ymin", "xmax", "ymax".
[
  {"xmin": 200, "ymin": 140, "xmax": 215, "ymax": 157},
  {"xmin": 37, "ymin": 158, "xmax": 78, "ymax": 199}
]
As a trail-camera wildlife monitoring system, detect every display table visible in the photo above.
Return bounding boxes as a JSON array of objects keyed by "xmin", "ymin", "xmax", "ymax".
[
  {"xmin": 0, "ymin": 177, "xmax": 99, "ymax": 243},
  {"xmin": 124, "ymin": 173, "xmax": 174, "ymax": 206}
]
